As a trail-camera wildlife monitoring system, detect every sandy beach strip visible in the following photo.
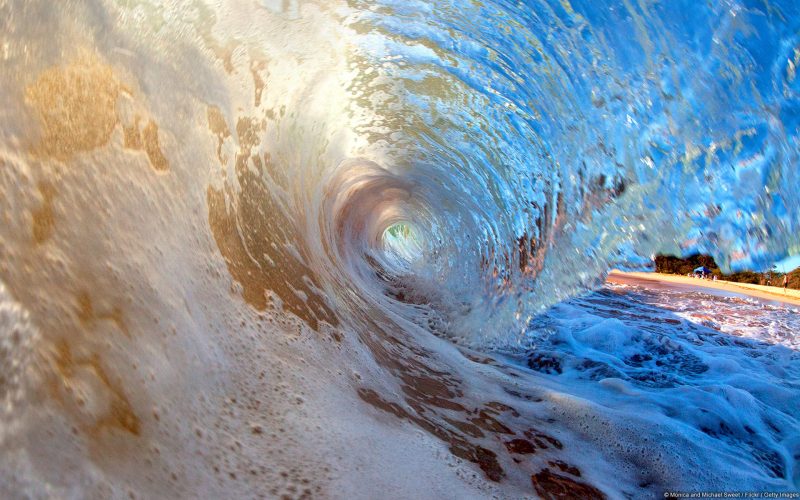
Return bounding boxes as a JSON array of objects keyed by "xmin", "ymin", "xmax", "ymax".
[{"xmin": 607, "ymin": 270, "xmax": 800, "ymax": 307}]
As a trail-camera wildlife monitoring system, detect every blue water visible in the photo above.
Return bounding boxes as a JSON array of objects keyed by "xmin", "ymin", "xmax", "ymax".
[
  {"xmin": 0, "ymin": 0, "xmax": 798, "ymax": 497},
  {"xmin": 349, "ymin": 0, "xmax": 800, "ymax": 338},
  {"xmin": 515, "ymin": 283, "xmax": 800, "ymax": 489}
]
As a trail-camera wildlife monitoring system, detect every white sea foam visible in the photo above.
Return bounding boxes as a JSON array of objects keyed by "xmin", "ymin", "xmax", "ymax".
[{"xmin": 513, "ymin": 284, "xmax": 800, "ymax": 493}]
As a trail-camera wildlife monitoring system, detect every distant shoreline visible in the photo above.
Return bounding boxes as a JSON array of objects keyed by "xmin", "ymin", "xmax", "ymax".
[{"xmin": 607, "ymin": 270, "xmax": 800, "ymax": 307}]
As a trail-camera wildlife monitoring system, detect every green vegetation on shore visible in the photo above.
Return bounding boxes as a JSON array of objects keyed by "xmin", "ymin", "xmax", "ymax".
[{"xmin": 654, "ymin": 254, "xmax": 800, "ymax": 290}]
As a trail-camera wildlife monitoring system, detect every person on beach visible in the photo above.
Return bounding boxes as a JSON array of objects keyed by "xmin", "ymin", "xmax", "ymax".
[{"xmin": 784, "ymin": 274, "xmax": 789, "ymax": 292}]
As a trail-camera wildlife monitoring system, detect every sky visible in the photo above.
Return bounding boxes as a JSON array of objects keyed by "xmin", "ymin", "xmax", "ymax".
[{"xmin": 774, "ymin": 254, "xmax": 800, "ymax": 272}]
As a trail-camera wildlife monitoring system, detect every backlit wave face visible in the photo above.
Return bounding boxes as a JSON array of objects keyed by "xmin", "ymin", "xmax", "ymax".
[
  {"xmin": 345, "ymin": 0, "xmax": 800, "ymax": 338},
  {"xmin": 0, "ymin": 0, "xmax": 798, "ymax": 497}
]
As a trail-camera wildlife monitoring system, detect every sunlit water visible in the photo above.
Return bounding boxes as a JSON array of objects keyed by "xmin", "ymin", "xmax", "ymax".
[{"xmin": 0, "ymin": 0, "xmax": 799, "ymax": 497}]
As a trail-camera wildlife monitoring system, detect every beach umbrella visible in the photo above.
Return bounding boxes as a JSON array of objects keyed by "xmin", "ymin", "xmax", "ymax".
[{"xmin": 694, "ymin": 266, "xmax": 711, "ymax": 274}]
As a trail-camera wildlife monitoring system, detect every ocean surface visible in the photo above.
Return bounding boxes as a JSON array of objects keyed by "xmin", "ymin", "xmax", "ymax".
[{"xmin": 0, "ymin": 0, "xmax": 799, "ymax": 497}]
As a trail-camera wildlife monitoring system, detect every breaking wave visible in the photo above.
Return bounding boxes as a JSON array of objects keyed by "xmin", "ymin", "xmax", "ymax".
[{"xmin": 0, "ymin": 0, "xmax": 798, "ymax": 497}]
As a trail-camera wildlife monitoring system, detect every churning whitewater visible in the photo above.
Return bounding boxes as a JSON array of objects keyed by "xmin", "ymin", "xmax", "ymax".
[{"xmin": 0, "ymin": 0, "xmax": 798, "ymax": 497}]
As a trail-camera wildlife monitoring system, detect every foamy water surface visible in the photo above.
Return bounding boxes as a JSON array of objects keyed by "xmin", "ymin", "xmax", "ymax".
[{"xmin": 514, "ymin": 283, "xmax": 800, "ymax": 493}]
